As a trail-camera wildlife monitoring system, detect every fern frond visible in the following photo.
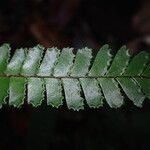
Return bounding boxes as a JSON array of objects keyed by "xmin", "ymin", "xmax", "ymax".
[{"xmin": 0, "ymin": 44, "xmax": 149, "ymax": 110}]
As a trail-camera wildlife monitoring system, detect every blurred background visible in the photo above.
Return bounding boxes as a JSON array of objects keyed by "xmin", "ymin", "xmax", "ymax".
[{"xmin": 0, "ymin": 0, "xmax": 150, "ymax": 149}]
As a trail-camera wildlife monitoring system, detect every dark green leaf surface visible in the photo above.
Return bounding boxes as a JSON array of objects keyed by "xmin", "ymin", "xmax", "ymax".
[
  {"xmin": 71, "ymin": 47, "xmax": 92, "ymax": 76},
  {"xmin": 138, "ymin": 64, "xmax": 150, "ymax": 98},
  {"xmin": 53, "ymin": 48, "xmax": 74, "ymax": 76},
  {"xmin": 124, "ymin": 51, "xmax": 149, "ymax": 76},
  {"xmin": 89, "ymin": 45, "xmax": 112, "ymax": 76},
  {"xmin": 107, "ymin": 46, "xmax": 130, "ymax": 76},
  {"xmin": 143, "ymin": 63, "xmax": 150, "ymax": 76},
  {"xmin": 100, "ymin": 46, "xmax": 128, "ymax": 108},
  {"xmin": 136, "ymin": 78, "xmax": 150, "ymax": 99},
  {"xmin": 117, "ymin": 78, "xmax": 145, "ymax": 107},
  {"xmin": 0, "ymin": 44, "xmax": 10, "ymax": 74},
  {"xmin": 116, "ymin": 51, "xmax": 149, "ymax": 106},
  {"xmin": 0, "ymin": 77, "xmax": 9, "ymax": 108}
]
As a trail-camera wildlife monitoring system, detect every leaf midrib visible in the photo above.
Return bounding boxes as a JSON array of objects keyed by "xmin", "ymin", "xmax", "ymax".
[{"xmin": 0, "ymin": 74, "xmax": 149, "ymax": 79}]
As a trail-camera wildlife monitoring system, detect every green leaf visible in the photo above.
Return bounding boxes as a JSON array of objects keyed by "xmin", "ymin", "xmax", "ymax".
[
  {"xmin": 53, "ymin": 48, "xmax": 74, "ymax": 76},
  {"xmin": 21, "ymin": 45, "xmax": 44, "ymax": 75},
  {"xmin": 89, "ymin": 44, "xmax": 112, "ymax": 76},
  {"xmin": 5, "ymin": 48, "xmax": 26, "ymax": 75},
  {"xmin": 9, "ymin": 77, "xmax": 26, "ymax": 107},
  {"xmin": 45, "ymin": 78, "xmax": 63, "ymax": 108},
  {"xmin": 27, "ymin": 78, "xmax": 44, "ymax": 107},
  {"xmin": 38, "ymin": 47, "xmax": 60, "ymax": 76},
  {"xmin": 98, "ymin": 78, "xmax": 123, "ymax": 108},
  {"xmin": 138, "ymin": 63, "xmax": 150, "ymax": 98},
  {"xmin": 107, "ymin": 46, "xmax": 130, "ymax": 76},
  {"xmin": 123, "ymin": 51, "xmax": 149, "ymax": 76},
  {"xmin": 117, "ymin": 78, "xmax": 145, "ymax": 107},
  {"xmin": 62, "ymin": 78, "xmax": 84, "ymax": 110},
  {"xmin": 116, "ymin": 51, "xmax": 149, "ymax": 107},
  {"xmin": 0, "ymin": 77, "xmax": 9, "ymax": 108},
  {"xmin": 80, "ymin": 78, "xmax": 103, "ymax": 108},
  {"xmin": 0, "ymin": 44, "xmax": 149, "ymax": 110},
  {"xmin": 143, "ymin": 63, "xmax": 150, "ymax": 76},
  {"xmin": 0, "ymin": 44, "xmax": 10, "ymax": 74},
  {"xmin": 71, "ymin": 47, "xmax": 92, "ymax": 76},
  {"xmin": 98, "ymin": 46, "xmax": 129, "ymax": 108},
  {"xmin": 135, "ymin": 78, "xmax": 150, "ymax": 99}
]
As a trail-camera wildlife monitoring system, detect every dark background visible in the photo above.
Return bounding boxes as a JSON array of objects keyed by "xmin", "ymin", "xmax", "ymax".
[{"xmin": 0, "ymin": 0, "xmax": 150, "ymax": 149}]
